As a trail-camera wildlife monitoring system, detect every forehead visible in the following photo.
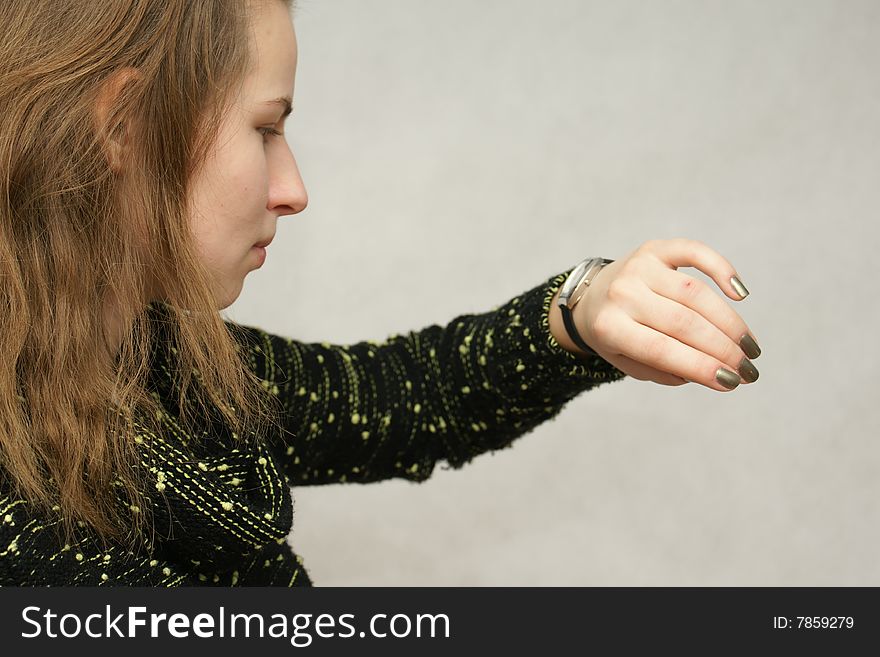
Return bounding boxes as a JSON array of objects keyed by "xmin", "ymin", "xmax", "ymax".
[{"xmin": 246, "ymin": 1, "xmax": 297, "ymax": 92}]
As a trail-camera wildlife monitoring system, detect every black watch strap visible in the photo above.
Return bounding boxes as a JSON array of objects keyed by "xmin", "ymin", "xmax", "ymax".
[{"xmin": 560, "ymin": 304, "xmax": 599, "ymax": 357}]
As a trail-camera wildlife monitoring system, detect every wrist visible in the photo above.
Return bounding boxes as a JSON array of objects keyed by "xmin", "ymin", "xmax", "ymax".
[
  {"xmin": 551, "ymin": 257, "xmax": 614, "ymax": 358},
  {"xmin": 549, "ymin": 286, "xmax": 596, "ymax": 358}
]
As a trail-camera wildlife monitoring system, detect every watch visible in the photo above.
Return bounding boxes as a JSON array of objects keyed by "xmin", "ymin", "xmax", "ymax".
[{"xmin": 556, "ymin": 257, "xmax": 614, "ymax": 357}]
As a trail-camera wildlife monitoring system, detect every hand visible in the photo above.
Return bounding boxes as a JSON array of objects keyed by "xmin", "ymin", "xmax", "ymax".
[{"xmin": 573, "ymin": 238, "xmax": 761, "ymax": 391}]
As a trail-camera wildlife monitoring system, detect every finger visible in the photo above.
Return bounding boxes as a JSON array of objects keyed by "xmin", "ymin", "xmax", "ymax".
[
  {"xmin": 618, "ymin": 279, "xmax": 758, "ymax": 386},
  {"xmin": 604, "ymin": 351, "xmax": 689, "ymax": 386},
  {"xmin": 639, "ymin": 266, "xmax": 761, "ymax": 375},
  {"xmin": 643, "ymin": 237, "xmax": 757, "ymax": 311},
  {"xmin": 598, "ymin": 309, "xmax": 746, "ymax": 391}
]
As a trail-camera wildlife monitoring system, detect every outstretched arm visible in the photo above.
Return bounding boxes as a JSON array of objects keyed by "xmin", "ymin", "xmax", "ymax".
[{"xmin": 228, "ymin": 267, "xmax": 627, "ymax": 487}]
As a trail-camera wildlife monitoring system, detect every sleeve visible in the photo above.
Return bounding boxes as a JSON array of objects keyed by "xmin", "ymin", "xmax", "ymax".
[
  {"xmin": 226, "ymin": 267, "xmax": 628, "ymax": 486},
  {"xmin": 0, "ymin": 494, "xmax": 198, "ymax": 586}
]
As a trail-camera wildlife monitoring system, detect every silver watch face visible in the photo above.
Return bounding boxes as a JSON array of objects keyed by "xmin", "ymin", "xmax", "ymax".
[
  {"xmin": 558, "ymin": 261, "xmax": 590, "ymax": 306},
  {"xmin": 559, "ymin": 258, "xmax": 603, "ymax": 308},
  {"xmin": 570, "ymin": 286, "xmax": 589, "ymax": 308}
]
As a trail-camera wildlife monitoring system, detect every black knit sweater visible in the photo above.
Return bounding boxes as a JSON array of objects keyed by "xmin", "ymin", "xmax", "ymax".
[{"xmin": 0, "ymin": 267, "xmax": 627, "ymax": 586}]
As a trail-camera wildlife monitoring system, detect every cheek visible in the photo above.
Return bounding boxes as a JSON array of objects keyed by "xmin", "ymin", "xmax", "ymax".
[
  {"xmin": 189, "ymin": 138, "xmax": 268, "ymax": 247},
  {"xmin": 226, "ymin": 148, "xmax": 269, "ymax": 205},
  {"xmin": 207, "ymin": 125, "xmax": 266, "ymax": 193},
  {"xmin": 189, "ymin": 206, "xmax": 236, "ymax": 254}
]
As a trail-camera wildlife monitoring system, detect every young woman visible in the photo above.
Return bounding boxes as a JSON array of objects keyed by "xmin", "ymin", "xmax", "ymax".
[{"xmin": 0, "ymin": 0, "xmax": 760, "ymax": 586}]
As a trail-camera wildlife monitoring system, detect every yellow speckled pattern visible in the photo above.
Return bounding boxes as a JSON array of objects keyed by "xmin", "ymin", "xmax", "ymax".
[{"xmin": 0, "ymin": 267, "xmax": 627, "ymax": 586}]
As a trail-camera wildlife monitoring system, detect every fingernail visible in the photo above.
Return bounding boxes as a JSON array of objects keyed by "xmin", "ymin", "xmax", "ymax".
[
  {"xmin": 740, "ymin": 333, "xmax": 761, "ymax": 359},
  {"xmin": 730, "ymin": 275, "xmax": 749, "ymax": 300},
  {"xmin": 716, "ymin": 367, "xmax": 740, "ymax": 390},
  {"xmin": 737, "ymin": 357, "xmax": 759, "ymax": 383}
]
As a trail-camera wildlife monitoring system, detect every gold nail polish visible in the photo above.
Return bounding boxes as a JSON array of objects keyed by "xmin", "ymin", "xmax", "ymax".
[
  {"xmin": 716, "ymin": 367, "xmax": 740, "ymax": 390},
  {"xmin": 740, "ymin": 333, "xmax": 761, "ymax": 359},
  {"xmin": 737, "ymin": 357, "xmax": 759, "ymax": 383},
  {"xmin": 731, "ymin": 275, "xmax": 749, "ymax": 300}
]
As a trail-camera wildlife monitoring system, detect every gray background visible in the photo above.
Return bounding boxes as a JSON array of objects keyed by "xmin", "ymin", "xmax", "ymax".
[{"xmin": 225, "ymin": 0, "xmax": 880, "ymax": 585}]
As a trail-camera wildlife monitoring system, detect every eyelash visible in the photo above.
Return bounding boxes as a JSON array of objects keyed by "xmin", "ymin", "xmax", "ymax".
[{"xmin": 259, "ymin": 127, "xmax": 283, "ymax": 138}]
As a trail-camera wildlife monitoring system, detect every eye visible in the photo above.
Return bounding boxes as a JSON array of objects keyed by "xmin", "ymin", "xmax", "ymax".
[{"xmin": 258, "ymin": 127, "xmax": 283, "ymax": 139}]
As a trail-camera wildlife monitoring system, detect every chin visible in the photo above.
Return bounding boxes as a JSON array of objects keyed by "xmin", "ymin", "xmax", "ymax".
[{"xmin": 213, "ymin": 282, "xmax": 243, "ymax": 312}]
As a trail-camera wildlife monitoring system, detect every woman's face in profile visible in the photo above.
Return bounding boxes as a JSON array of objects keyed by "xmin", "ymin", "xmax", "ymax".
[{"xmin": 188, "ymin": 0, "xmax": 308, "ymax": 309}]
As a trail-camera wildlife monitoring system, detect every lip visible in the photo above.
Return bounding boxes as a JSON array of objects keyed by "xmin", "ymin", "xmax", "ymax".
[
  {"xmin": 253, "ymin": 235, "xmax": 274, "ymax": 248},
  {"xmin": 252, "ymin": 245, "xmax": 267, "ymax": 267}
]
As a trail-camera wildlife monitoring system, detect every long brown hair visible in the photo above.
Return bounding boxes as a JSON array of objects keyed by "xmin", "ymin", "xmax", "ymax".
[{"xmin": 0, "ymin": 0, "xmax": 295, "ymax": 551}]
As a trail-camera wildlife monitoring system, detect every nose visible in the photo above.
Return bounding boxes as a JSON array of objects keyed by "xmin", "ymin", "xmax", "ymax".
[{"xmin": 269, "ymin": 143, "xmax": 308, "ymax": 217}]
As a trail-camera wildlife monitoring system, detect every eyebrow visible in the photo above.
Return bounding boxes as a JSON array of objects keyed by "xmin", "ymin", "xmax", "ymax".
[{"xmin": 263, "ymin": 96, "xmax": 293, "ymax": 119}]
